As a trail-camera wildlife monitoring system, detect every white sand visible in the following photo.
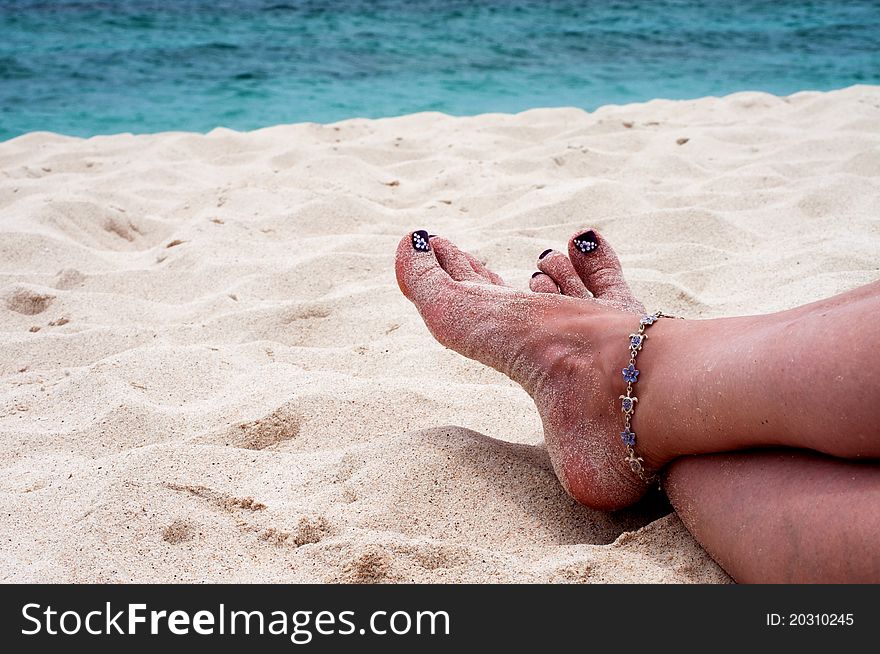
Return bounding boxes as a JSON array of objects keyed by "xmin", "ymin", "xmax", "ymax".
[{"xmin": 1, "ymin": 86, "xmax": 878, "ymax": 583}]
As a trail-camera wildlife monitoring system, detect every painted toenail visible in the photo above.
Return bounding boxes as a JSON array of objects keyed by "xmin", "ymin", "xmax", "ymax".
[
  {"xmin": 427, "ymin": 234, "xmax": 437, "ymax": 238},
  {"xmin": 539, "ymin": 248, "xmax": 553, "ymax": 259},
  {"xmin": 411, "ymin": 230, "xmax": 431, "ymax": 252},
  {"xmin": 531, "ymin": 271, "xmax": 543, "ymax": 278},
  {"xmin": 573, "ymin": 230, "xmax": 599, "ymax": 254}
]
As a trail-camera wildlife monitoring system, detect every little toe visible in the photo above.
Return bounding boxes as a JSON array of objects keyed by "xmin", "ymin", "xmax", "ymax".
[
  {"xmin": 568, "ymin": 229, "xmax": 644, "ymax": 312},
  {"xmin": 536, "ymin": 249, "xmax": 591, "ymax": 299},
  {"xmin": 529, "ymin": 271, "xmax": 559, "ymax": 294}
]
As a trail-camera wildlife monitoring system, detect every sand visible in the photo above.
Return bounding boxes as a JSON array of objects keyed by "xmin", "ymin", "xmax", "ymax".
[{"xmin": 1, "ymin": 85, "xmax": 878, "ymax": 583}]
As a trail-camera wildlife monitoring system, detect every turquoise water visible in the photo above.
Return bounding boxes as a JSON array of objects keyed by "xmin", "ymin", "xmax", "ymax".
[{"xmin": 1, "ymin": 0, "xmax": 878, "ymax": 140}]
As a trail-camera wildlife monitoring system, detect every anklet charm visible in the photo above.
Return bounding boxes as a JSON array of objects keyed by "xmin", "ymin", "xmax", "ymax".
[{"xmin": 619, "ymin": 311, "xmax": 666, "ymax": 485}]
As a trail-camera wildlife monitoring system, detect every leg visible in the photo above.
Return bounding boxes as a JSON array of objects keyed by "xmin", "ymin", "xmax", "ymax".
[
  {"xmin": 664, "ymin": 451, "xmax": 880, "ymax": 583},
  {"xmin": 534, "ymin": 236, "xmax": 880, "ymax": 467},
  {"xmin": 526, "ymin": 230, "xmax": 880, "ymax": 466},
  {"xmin": 529, "ymin": 234, "xmax": 880, "ymax": 582},
  {"xmin": 395, "ymin": 230, "xmax": 880, "ymax": 510}
]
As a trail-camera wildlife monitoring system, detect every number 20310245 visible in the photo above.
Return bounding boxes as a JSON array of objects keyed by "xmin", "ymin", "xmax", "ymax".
[{"xmin": 766, "ymin": 614, "xmax": 854, "ymax": 626}]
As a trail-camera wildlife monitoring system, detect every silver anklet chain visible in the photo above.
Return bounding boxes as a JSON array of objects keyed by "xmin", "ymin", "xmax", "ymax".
[{"xmin": 619, "ymin": 311, "xmax": 668, "ymax": 486}]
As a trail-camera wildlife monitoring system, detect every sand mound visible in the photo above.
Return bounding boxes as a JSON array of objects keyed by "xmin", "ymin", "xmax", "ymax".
[{"xmin": 1, "ymin": 85, "xmax": 878, "ymax": 582}]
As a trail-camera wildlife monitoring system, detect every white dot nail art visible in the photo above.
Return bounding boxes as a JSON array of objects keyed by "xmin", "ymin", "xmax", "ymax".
[{"xmin": 412, "ymin": 231, "xmax": 430, "ymax": 252}]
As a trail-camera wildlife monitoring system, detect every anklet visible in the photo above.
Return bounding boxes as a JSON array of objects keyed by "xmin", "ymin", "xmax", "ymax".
[{"xmin": 619, "ymin": 311, "xmax": 667, "ymax": 486}]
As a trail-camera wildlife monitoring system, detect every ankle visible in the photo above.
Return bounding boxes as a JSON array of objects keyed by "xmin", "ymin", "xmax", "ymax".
[
  {"xmin": 611, "ymin": 313, "xmax": 685, "ymax": 472},
  {"xmin": 629, "ymin": 313, "xmax": 776, "ymax": 469}
]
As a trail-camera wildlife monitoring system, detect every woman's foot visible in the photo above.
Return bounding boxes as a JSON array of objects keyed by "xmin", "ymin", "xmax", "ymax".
[{"xmin": 395, "ymin": 229, "xmax": 665, "ymax": 510}]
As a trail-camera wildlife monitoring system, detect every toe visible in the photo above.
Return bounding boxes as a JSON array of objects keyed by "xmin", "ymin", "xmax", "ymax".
[
  {"xmin": 429, "ymin": 236, "xmax": 486, "ymax": 282},
  {"xmin": 464, "ymin": 252, "xmax": 505, "ymax": 285},
  {"xmin": 567, "ymin": 229, "xmax": 644, "ymax": 312},
  {"xmin": 529, "ymin": 271, "xmax": 559, "ymax": 294},
  {"xmin": 395, "ymin": 230, "xmax": 456, "ymax": 304},
  {"xmin": 536, "ymin": 249, "xmax": 591, "ymax": 299},
  {"xmin": 395, "ymin": 231, "xmax": 541, "ymax": 383}
]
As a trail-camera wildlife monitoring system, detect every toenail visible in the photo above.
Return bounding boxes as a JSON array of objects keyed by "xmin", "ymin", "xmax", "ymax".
[
  {"xmin": 411, "ymin": 230, "xmax": 431, "ymax": 252},
  {"xmin": 427, "ymin": 234, "xmax": 437, "ymax": 238},
  {"xmin": 539, "ymin": 248, "xmax": 553, "ymax": 259},
  {"xmin": 531, "ymin": 271, "xmax": 543, "ymax": 278},
  {"xmin": 573, "ymin": 230, "xmax": 598, "ymax": 254}
]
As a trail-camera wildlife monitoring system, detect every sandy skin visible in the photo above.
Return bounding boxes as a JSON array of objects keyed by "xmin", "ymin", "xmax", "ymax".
[{"xmin": 396, "ymin": 228, "xmax": 880, "ymax": 581}]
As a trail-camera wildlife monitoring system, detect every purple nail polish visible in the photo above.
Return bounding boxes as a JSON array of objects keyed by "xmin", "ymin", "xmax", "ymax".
[
  {"xmin": 539, "ymin": 248, "xmax": 553, "ymax": 260},
  {"xmin": 531, "ymin": 271, "xmax": 542, "ymax": 278},
  {"xmin": 411, "ymin": 230, "xmax": 430, "ymax": 252},
  {"xmin": 573, "ymin": 230, "xmax": 598, "ymax": 254}
]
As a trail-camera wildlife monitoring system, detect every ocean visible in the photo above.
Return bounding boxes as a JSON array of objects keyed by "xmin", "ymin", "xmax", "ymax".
[{"xmin": 1, "ymin": 0, "xmax": 878, "ymax": 140}]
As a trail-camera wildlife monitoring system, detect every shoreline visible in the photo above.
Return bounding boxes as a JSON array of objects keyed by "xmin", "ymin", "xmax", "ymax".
[{"xmin": 4, "ymin": 84, "xmax": 875, "ymax": 144}]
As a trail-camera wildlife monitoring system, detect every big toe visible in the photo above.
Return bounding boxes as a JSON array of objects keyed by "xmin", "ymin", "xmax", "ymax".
[
  {"xmin": 395, "ymin": 230, "xmax": 456, "ymax": 306},
  {"xmin": 395, "ymin": 230, "xmax": 537, "ymax": 380},
  {"xmin": 567, "ymin": 229, "xmax": 644, "ymax": 312}
]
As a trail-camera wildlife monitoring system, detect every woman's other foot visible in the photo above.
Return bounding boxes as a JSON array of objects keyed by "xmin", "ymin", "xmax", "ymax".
[{"xmin": 529, "ymin": 229, "xmax": 644, "ymax": 314}]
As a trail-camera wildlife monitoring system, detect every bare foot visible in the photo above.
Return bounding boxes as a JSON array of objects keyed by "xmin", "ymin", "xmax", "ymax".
[{"xmin": 396, "ymin": 230, "xmax": 660, "ymax": 510}]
